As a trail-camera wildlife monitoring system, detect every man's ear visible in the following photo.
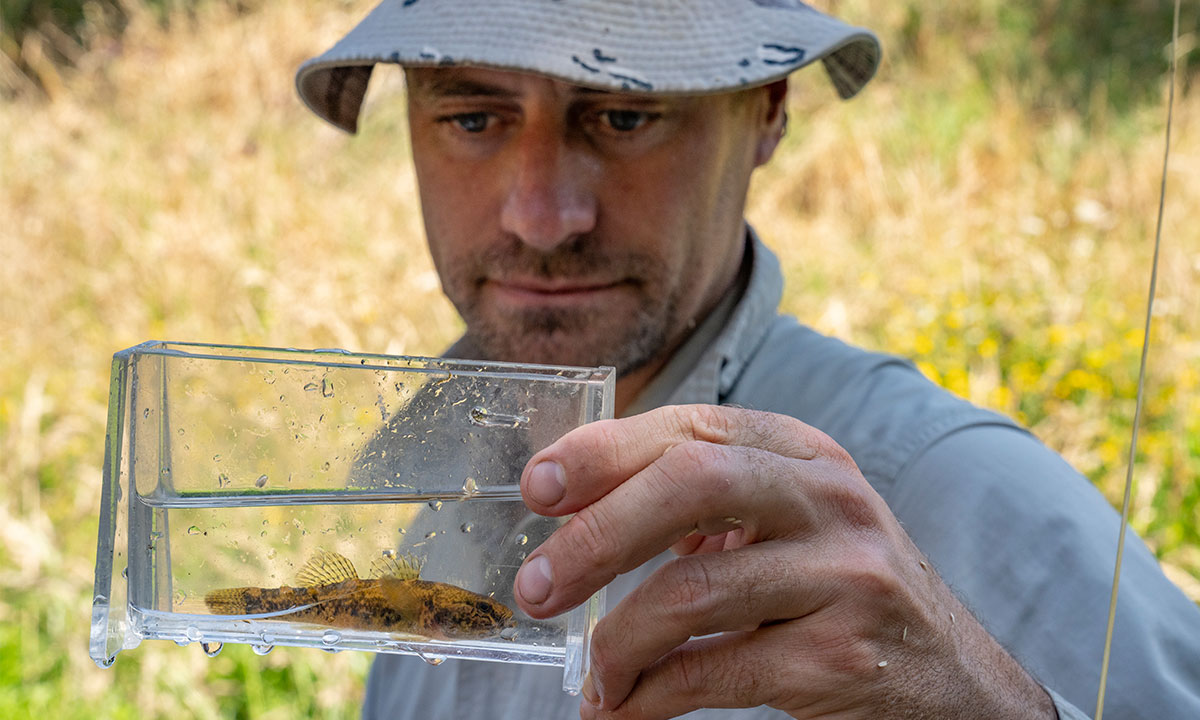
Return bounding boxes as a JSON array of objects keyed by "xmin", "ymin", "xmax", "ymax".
[{"xmin": 754, "ymin": 79, "xmax": 789, "ymax": 167}]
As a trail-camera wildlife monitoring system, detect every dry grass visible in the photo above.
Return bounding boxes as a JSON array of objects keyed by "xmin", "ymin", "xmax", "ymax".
[{"xmin": 1, "ymin": 1, "xmax": 1197, "ymax": 716}]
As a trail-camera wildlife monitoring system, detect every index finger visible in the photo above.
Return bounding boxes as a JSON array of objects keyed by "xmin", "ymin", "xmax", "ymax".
[{"xmin": 520, "ymin": 404, "xmax": 848, "ymax": 516}]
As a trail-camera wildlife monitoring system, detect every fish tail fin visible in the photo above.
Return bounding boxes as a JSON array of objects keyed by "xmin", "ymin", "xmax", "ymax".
[{"xmin": 204, "ymin": 587, "xmax": 254, "ymax": 614}]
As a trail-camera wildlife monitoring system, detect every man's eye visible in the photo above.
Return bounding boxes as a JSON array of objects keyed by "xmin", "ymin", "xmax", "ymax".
[
  {"xmin": 448, "ymin": 112, "xmax": 491, "ymax": 133},
  {"xmin": 600, "ymin": 109, "xmax": 652, "ymax": 132}
]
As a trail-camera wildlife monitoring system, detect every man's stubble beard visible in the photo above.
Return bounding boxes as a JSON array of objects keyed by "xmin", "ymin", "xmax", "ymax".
[{"xmin": 460, "ymin": 297, "xmax": 677, "ymax": 375}]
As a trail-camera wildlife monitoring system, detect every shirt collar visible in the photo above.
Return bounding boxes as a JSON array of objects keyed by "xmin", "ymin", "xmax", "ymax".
[{"xmin": 622, "ymin": 225, "xmax": 784, "ymax": 415}]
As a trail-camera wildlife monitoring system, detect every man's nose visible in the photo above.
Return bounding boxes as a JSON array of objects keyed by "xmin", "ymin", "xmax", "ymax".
[{"xmin": 499, "ymin": 126, "xmax": 597, "ymax": 252}]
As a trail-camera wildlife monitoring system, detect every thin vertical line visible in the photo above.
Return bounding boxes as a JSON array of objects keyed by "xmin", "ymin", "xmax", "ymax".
[{"xmin": 1093, "ymin": 1, "xmax": 1180, "ymax": 718}]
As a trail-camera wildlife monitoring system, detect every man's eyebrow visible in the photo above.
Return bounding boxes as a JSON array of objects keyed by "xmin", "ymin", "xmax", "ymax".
[{"xmin": 415, "ymin": 78, "xmax": 520, "ymax": 98}]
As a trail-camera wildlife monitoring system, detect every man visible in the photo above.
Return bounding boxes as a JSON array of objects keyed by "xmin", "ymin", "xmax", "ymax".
[{"xmin": 295, "ymin": 1, "xmax": 1200, "ymax": 718}]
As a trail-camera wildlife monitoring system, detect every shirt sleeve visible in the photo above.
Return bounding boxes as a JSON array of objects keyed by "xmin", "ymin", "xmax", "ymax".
[{"xmin": 887, "ymin": 424, "xmax": 1200, "ymax": 719}]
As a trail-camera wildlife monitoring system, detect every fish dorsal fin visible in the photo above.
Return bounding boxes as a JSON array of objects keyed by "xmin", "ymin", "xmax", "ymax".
[
  {"xmin": 296, "ymin": 549, "xmax": 359, "ymax": 587},
  {"xmin": 370, "ymin": 552, "xmax": 422, "ymax": 581}
]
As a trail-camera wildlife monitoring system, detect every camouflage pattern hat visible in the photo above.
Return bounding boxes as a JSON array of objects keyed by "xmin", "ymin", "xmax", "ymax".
[{"xmin": 296, "ymin": 0, "xmax": 882, "ymax": 134}]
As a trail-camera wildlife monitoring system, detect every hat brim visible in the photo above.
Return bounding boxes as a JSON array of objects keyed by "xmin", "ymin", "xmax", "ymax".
[{"xmin": 297, "ymin": 0, "xmax": 882, "ymax": 134}]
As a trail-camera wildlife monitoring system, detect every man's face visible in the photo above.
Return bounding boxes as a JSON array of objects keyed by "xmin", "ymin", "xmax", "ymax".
[{"xmin": 405, "ymin": 67, "xmax": 782, "ymax": 377}]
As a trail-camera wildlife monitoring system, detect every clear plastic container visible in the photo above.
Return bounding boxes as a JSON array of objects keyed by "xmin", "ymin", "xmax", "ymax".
[{"xmin": 90, "ymin": 341, "xmax": 614, "ymax": 694}]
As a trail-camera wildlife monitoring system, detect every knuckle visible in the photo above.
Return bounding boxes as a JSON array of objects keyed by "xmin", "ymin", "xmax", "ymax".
[
  {"xmin": 665, "ymin": 645, "xmax": 720, "ymax": 700},
  {"xmin": 565, "ymin": 503, "xmax": 626, "ymax": 571},
  {"xmin": 839, "ymin": 543, "xmax": 904, "ymax": 602},
  {"xmin": 657, "ymin": 441, "xmax": 733, "ymax": 497},
  {"xmin": 657, "ymin": 559, "xmax": 720, "ymax": 629},
  {"xmin": 677, "ymin": 403, "xmax": 736, "ymax": 445}
]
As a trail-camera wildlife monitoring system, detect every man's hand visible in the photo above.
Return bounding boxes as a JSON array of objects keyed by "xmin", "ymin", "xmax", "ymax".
[{"xmin": 513, "ymin": 405, "xmax": 1057, "ymax": 720}]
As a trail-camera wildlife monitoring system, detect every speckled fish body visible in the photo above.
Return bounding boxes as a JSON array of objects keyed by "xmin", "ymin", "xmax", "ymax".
[{"xmin": 204, "ymin": 550, "xmax": 513, "ymax": 640}]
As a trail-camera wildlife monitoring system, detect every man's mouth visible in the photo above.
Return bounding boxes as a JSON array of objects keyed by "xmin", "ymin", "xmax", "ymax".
[{"xmin": 485, "ymin": 277, "xmax": 628, "ymax": 306}]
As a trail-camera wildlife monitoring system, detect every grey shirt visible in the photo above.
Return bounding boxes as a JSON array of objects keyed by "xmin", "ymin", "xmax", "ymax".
[{"xmin": 363, "ymin": 232, "xmax": 1200, "ymax": 719}]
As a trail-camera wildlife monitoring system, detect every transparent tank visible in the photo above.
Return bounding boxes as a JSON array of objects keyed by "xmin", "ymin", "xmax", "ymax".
[{"xmin": 90, "ymin": 341, "xmax": 614, "ymax": 694}]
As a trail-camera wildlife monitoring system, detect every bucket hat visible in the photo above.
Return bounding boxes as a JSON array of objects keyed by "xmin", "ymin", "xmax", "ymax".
[{"xmin": 297, "ymin": 0, "xmax": 882, "ymax": 134}]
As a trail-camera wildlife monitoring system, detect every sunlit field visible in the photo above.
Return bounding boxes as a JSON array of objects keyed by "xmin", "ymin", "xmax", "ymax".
[{"xmin": 2, "ymin": 1, "xmax": 1198, "ymax": 717}]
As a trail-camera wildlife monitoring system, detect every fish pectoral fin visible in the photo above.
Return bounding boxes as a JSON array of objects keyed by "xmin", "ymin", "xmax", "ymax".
[
  {"xmin": 296, "ymin": 549, "xmax": 360, "ymax": 587},
  {"xmin": 370, "ymin": 552, "xmax": 422, "ymax": 581}
]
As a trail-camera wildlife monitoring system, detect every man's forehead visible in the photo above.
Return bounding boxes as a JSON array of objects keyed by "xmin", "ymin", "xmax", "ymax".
[{"xmin": 405, "ymin": 67, "xmax": 633, "ymax": 101}]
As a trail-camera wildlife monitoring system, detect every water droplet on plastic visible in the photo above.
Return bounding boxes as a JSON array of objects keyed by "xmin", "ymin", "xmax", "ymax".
[
  {"xmin": 427, "ymin": 500, "xmax": 443, "ymax": 511},
  {"xmin": 97, "ymin": 654, "xmax": 116, "ymax": 668},
  {"xmin": 201, "ymin": 641, "xmax": 223, "ymax": 657},
  {"xmin": 461, "ymin": 476, "xmax": 479, "ymax": 498},
  {"xmin": 251, "ymin": 644, "xmax": 274, "ymax": 656},
  {"xmin": 425, "ymin": 530, "xmax": 438, "ymax": 540},
  {"xmin": 303, "ymin": 382, "xmax": 319, "ymax": 392},
  {"xmin": 460, "ymin": 522, "xmax": 474, "ymax": 533},
  {"xmin": 187, "ymin": 526, "xmax": 201, "ymax": 536},
  {"xmin": 217, "ymin": 473, "xmax": 229, "ymax": 488},
  {"xmin": 177, "ymin": 428, "xmax": 185, "ymax": 436},
  {"xmin": 143, "ymin": 408, "xmax": 151, "ymax": 418},
  {"xmin": 255, "ymin": 474, "xmax": 268, "ymax": 488},
  {"xmin": 515, "ymin": 533, "xmax": 529, "ymax": 546},
  {"xmin": 264, "ymin": 374, "xmax": 276, "ymax": 385},
  {"xmin": 322, "ymin": 462, "xmax": 331, "ymax": 472},
  {"xmin": 499, "ymin": 626, "xmax": 519, "ymax": 641},
  {"xmin": 185, "ymin": 626, "xmax": 202, "ymax": 642},
  {"xmin": 415, "ymin": 651, "xmax": 445, "ymax": 666},
  {"xmin": 259, "ymin": 632, "xmax": 275, "ymax": 644},
  {"xmin": 175, "ymin": 638, "xmax": 190, "ymax": 647},
  {"xmin": 321, "ymin": 378, "xmax": 335, "ymax": 398},
  {"xmin": 321, "ymin": 631, "xmax": 341, "ymax": 645},
  {"xmin": 121, "ymin": 567, "xmax": 128, "ymax": 579},
  {"xmin": 212, "ymin": 454, "xmax": 222, "ymax": 462}
]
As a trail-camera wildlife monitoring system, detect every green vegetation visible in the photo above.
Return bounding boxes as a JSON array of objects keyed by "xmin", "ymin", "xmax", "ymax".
[{"xmin": 1, "ymin": 1, "xmax": 1197, "ymax": 717}]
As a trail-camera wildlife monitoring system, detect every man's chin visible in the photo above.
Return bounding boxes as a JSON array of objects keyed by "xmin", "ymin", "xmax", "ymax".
[{"xmin": 462, "ymin": 326, "xmax": 658, "ymax": 375}]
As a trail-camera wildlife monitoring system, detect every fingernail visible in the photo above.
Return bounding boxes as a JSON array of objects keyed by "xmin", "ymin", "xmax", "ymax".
[
  {"xmin": 581, "ymin": 672, "xmax": 600, "ymax": 706},
  {"xmin": 516, "ymin": 554, "xmax": 553, "ymax": 605},
  {"xmin": 528, "ymin": 460, "xmax": 566, "ymax": 506}
]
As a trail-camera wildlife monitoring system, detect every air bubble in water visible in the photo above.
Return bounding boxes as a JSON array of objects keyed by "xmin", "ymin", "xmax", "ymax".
[{"xmin": 468, "ymin": 405, "xmax": 529, "ymax": 428}]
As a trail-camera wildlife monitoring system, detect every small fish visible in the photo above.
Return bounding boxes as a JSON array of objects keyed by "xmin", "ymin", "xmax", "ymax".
[{"xmin": 204, "ymin": 549, "xmax": 514, "ymax": 640}]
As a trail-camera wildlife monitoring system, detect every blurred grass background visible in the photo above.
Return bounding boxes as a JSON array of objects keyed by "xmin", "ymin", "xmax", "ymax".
[{"xmin": 1, "ymin": 0, "xmax": 1198, "ymax": 717}]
